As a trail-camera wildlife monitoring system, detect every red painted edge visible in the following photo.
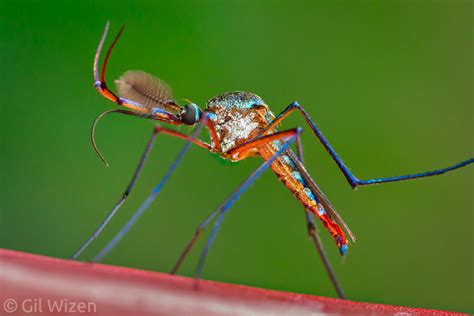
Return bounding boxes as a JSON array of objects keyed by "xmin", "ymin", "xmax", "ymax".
[{"xmin": 0, "ymin": 249, "xmax": 465, "ymax": 316}]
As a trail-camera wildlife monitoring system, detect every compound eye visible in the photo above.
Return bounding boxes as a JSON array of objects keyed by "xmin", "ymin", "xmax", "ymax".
[{"xmin": 181, "ymin": 103, "xmax": 201, "ymax": 125}]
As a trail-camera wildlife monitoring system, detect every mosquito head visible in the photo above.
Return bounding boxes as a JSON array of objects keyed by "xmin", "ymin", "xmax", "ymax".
[{"xmin": 179, "ymin": 102, "xmax": 202, "ymax": 125}]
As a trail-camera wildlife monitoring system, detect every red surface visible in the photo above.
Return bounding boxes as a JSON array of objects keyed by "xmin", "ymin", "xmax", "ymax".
[{"xmin": 0, "ymin": 249, "xmax": 465, "ymax": 315}]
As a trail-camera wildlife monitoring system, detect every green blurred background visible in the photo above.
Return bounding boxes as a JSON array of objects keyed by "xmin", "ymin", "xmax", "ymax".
[{"xmin": 1, "ymin": 0, "xmax": 472, "ymax": 313}]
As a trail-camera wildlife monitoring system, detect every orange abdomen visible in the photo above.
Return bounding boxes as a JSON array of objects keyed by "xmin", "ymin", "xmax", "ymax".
[{"xmin": 258, "ymin": 142, "xmax": 348, "ymax": 254}]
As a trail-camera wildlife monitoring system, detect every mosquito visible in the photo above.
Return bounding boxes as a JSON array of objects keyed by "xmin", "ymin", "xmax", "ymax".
[{"xmin": 70, "ymin": 22, "xmax": 473, "ymax": 299}]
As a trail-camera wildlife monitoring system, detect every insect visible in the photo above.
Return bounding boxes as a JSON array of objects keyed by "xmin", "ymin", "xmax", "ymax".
[{"xmin": 71, "ymin": 22, "xmax": 473, "ymax": 299}]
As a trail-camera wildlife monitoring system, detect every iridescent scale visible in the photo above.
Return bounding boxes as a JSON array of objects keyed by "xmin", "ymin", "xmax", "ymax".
[
  {"xmin": 205, "ymin": 91, "xmax": 349, "ymax": 253},
  {"xmin": 74, "ymin": 23, "xmax": 473, "ymax": 300}
]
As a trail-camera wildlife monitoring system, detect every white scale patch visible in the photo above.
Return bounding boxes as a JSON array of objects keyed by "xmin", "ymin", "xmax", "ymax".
[
  {"xmin": 213, "ymin": 110, "xmax": 259, "ymax": 152},
  {"xmin": 316, "ymin": 203, "xmax": 326, "ymax": 216},
  {"xmin": 281, "ymin": 155, "xmax": 291, "ymax": 164},
  {"xmin": 304, "ymin": 188, "xmax": 316, "ymax": 201}
]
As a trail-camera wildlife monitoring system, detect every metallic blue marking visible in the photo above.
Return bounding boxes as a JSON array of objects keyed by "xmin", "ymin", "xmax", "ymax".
[
  {"xmin": 206, "ymin": 112, "xmax": 218, "ymax": 121},
  {"xmin": 281, "ymin": 155, "xmax": 291, "ymax": 164},
  {"xmin": 265, "ymin": 111, "xmax": 275, "ymax": 124},
  {"xmin": 119, "ymin": 97, "xmax": 147, "ymax": 110},
  {"xmin": 304, "ymin": 187, "xmax": 316, "ymax": 200},
  {"xmin": 151, "ymin": 107, "xmax": 166, "ymax": 115},
  {"xmin": 206, "ymin": 91, "xmax": 264, "ymax": 110},
  {"xmin": 292, "ymin": 171, "xmax": 303, "ymax": 182},
  {"xmin": 317, "ymin": 204, "xmax": 326, "ymax": 215},
  {"xmin": 340, "ymin": 244, "xmax": 347, "ymax": 256},
  {"xmin": 193, "ymin": 104, "xmax": 201, "ymax": 122},
  {"xmin": 272, "ymin": 140, "xmax": 282, "ymax": 150}
]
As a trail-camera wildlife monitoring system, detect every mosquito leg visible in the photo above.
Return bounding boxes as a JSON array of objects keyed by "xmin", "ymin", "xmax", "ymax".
[
  {"xmin": 171, "ymin": 128, "xmax": 302, "ymax": 275},
  {"xmin": 259, "ymin": 102, "xmax": 473, "ymax": 189},
  {"xmin": 293, "ymin": 126, "xmax": 305, "ymax": 165},
  {"xmin": 70, "ymin": 125, "xmax": 160, "ymax": 260},
  {"xmin": 92, "ymin": 116, "xmax": 209, "ymax": 262},
  {"xmin": 194, "ymin": 130, "xmax": 301, "ymax": 286},
  {"xmin": 304, "ymin": 210, "xmax": 345, "ymax": 299},
  {"xmin": 170, "ymin": 209, "xmax": 217, "ymax": 275},
  {"xmin": 294, "ymin": 136, "xmax": 345, "ymax": 299},
  {"xmin": 71, "ymin": 121, "xmax": 211, "ymax": 260}
]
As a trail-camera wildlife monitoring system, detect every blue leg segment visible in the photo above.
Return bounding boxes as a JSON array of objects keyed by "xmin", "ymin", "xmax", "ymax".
[
  {"xmin": 70, "ymin": 125, "xmax": 160, "ymax": 260},
  {"xmin": 193, "ymin": 129, "xmax": 301, "ymax": 283},
  {"xmin": 265, "ymin": 102, "xmax": 473, "ymax": 189},
  {"xmin": 92, "ymin": 116, "xmax": 209, "ymax": 262}
]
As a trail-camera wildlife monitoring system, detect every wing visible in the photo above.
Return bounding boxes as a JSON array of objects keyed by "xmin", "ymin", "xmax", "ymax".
[{"xmin": 287, "ymin": 150, "xmax": 356, "ymax": 242}]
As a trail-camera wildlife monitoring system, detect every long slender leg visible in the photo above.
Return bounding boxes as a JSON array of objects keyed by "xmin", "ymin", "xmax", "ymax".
[
  {"xmin": 304, "ymin": 210, "xmax": 345, "ymax": 299},
  {"xmin": 295, "ymin": 137, "xmax": 345, "ymax": 299},
  {"xmin": 226, "ymin": 129, "xmax": 305, "ymax": 160},
  {"xmin": 92, "ymin": 116, "xmax": 209, "ymax": 262},
  {"xmin": 228, "ymin": 129, "xmax": 348, "ymax": 299},
  {"xmin": 194, "ymin": 130, "xmax": 301, "ymax": 284},
  {"xmin": 70, "ymin": 125, "xmax": 158, "ymax": 259},
  {"xmin": 171, "ymin": 129, "xmax": 301, "ymax": 274},
  {"xmin": 70, "ymin": 124, "xmax": 211, "ymax": 260},
  {"xmin": 258, "ymin": 102, "xmax": 473, "ymax": 188},
  {"xmin": 172, "ymin": 129, "xmax": 301, "ymax": 283}
]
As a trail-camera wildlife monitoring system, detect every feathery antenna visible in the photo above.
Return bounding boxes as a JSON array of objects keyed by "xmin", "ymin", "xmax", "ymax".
[{"xmin": 115, "ymin": 71, "xmax": 180, "ymax": 113}]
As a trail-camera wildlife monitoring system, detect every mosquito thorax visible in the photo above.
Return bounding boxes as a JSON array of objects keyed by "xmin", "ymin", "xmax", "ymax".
[
  {"xmin": 205, "ymin": 91, "xmax": 265, "ymax": 110},
  {"xmin": 205, "ymin": 91, "xmax": 271, "ymax": 153},
  {"xmin": 180, "ymin": 103, "xmax": 202, "ymax": 125}
]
